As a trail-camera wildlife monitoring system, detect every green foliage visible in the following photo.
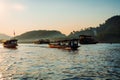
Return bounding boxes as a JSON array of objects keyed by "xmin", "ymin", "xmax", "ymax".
[
  {"xmin": 68, "ymin": 15, "xmax": 120, "ymax": 43},
  {"xmin": 97, "ymin": 15, "xmax": 120, "ymax": 42},
  {"xmin": 15, "ymin": 30, "xmax": 66, "ymax": 42},
  {"xmin": 12, "ymin": 15, "xmax": 120, "ymax": 43}
]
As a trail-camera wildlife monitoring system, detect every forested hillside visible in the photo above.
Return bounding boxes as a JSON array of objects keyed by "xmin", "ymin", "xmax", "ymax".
[
  {"xmin": 68, "ymin": 15, "xmax": 120, "ymax": 43},
  {"xmin": 15, "ymin": 30, "xmax": 66, "ymax": 42}
]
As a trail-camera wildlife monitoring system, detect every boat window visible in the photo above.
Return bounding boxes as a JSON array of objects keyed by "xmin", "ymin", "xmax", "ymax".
[{"xmin": 74, "ymin": 41, "xmax": 78, "ymax": 44}]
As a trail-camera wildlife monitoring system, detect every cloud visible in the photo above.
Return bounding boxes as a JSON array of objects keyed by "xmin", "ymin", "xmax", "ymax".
[
  {"xmin": 12, "ymin": 4, "xmax": 25, "ymax": 11},
  {"xmin": 0, "ymin": 0, "xmax": 26, "ymax": 15}
]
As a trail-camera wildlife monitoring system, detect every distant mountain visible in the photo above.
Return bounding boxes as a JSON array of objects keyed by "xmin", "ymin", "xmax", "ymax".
[
  {"xmin": 0, "ymin": 33, "xmax": 10, "ymax": 40},
  {"xmin": 68, "ymin": 15, "xmax": 120, "ymax": 43},
  {"xmin": 15, "ymin": 15, "xmax": 120, "ymax": 43},
  {"xmin": 15, "ymin": 30, "xmax": 66, "ymax": 42},
  {"xmin": 68, "ymin": 27, "xmax": 96, "ymax": 39},
  {"xmin": 97, "ymin": 15, "xmax": 120, "ymax": 42}
]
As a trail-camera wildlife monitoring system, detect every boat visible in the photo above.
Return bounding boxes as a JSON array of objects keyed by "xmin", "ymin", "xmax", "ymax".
[
  {"xmin": 49, "ymin": 39, "xmax": 79, "ymax": 50},
  {"xmin": 2, "ymin": 31, "xmax": 18, "ymax": 48},
  {"xmin": 79, "ymin": 35, "xmax": 98, "ymax": 44},
  {"xmin": 34, "ymin": 39, "xmax": 50, "ymax": 44},
  {"xmin": 49, "ymin": 43, "xmax": 61, "ymax": 48},
  {"xmin": 3, "ymin": 39, "xmax": 18, "ymax": 48}
]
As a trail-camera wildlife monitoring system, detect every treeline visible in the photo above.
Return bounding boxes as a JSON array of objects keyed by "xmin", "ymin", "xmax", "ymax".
[
  {"xmin": 68, "ymin": 15, "xmax": 120, "ymax": 43},
  {"xmin": 1, "ymin": 15, "xmax": 119, "ymax": 43},
  {"xmin": 15, "ymin": 30, "xmax": 66, "ymax": 43}
]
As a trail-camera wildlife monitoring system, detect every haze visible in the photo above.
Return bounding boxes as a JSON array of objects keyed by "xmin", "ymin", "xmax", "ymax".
[{"xmin": 0, "ymin": 0, "xmax": 120, "ymax": 36}]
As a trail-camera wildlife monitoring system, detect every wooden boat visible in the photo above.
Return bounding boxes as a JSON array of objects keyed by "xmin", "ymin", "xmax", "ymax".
[
  {"xmin": 79, "ymin": 35, "xmax": 98, "ymax": 44},
  {"xmin": 34, "ymin": 39, "xmax": 50, "ymax": 44},
  {"xmin": 49, "ymin": 39, "xmax": 79, "ymax": 50},
  {"xmin": 3, "ymin": 39, "xmax": 18, "ymax": 48},
  {"xmin": 49, "ymin": 43, "xmax": 62, "ymax": 48}
]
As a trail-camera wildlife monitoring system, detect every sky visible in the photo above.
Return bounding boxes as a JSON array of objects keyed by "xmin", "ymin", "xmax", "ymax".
[{"xmin": 0, "ymin": 0, "xmax": 120, "ymax": 36}]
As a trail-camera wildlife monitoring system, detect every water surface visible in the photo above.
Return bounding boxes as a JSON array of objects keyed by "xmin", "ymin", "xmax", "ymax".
[{"xmin": 0, "ymin": 43, "xmax": 120, "ymax": 80}]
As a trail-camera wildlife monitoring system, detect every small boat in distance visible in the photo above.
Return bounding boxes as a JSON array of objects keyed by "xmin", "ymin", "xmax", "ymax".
[
  {"xmin": 79, "ymin": 35, "xmax": 98, "ymax": 44},
  {"xmin": 3, "ymin": 31, "xmax": 18, "ymax": 48},
  {"xmin": 34, "ymin": 39, "xmax": 50, "ymax": 44},
  {"xmin": 3, "ymin": 39, "xmax": 18, "ymax": 48},
  {"xmin": 49, "ymin": 39, "xmax": 80, "ymax": 50}
]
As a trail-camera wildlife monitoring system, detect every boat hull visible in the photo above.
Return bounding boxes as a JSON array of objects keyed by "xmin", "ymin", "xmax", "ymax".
[
  {"xmin": 3, "ymin": 44, "xmax": 17, "ymax": 48},
  {"xmin": 3, "ymin": 39, "xmax": 18, "ymax": 48},
  {"xmin": 49, "ymin": 44, "xmax": 79, "ymax": 50},
  {"xmin": 49, "ymin": 44, "xmax": 61, "ymax": 48}
]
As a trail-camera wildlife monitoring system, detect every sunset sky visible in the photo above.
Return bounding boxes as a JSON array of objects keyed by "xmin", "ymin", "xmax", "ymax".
[{"xmin": 0, "ymin": 0, "xmax": 120, "ymax": 36}]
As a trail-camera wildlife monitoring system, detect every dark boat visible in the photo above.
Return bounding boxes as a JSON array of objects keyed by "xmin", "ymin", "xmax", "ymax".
[
  {"xmin": 49, "ymin": 39, "xmax": 79, "ymax": 50},
  {"xmin": 79, "ymin": 35, "xmax": 98, "ymax": 44},
  {"xmin": 3, "ymin": 39, "xmax": 18, "ymax": 48},
  {"xmin": 34, "ymin": 39, "xmax": 50, "ymax": 44}
]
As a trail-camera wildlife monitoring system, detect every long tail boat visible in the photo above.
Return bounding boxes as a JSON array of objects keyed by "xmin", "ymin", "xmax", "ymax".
[
  {"xmin": 3, "ymin": 39, "xmax": 18, "ymax": 48},
  {"xmin": 49, "ymin": 39, "xmax": 79, "ymax": 50}
]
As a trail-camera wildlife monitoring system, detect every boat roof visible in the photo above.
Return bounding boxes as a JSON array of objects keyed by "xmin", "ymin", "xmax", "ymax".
[
  {"xmin": 79, "ymin": 35, "xmax": 92, "ymax": 37},
  {"xmin": 3, "ymin": 39, "xmax": 18, "ymax": 42},
  {"xmin": 53, "ymin": 39, "xmax": 79, "ymax": 43}
]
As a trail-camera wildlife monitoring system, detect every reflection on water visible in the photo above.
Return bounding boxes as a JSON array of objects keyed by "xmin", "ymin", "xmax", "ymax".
[{"xmin": 0, "ymin": 43, "xmax": 120, "ymax": 80}]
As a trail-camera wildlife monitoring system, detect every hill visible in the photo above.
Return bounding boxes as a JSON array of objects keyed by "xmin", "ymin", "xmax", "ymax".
[
  {"xmin": 97, "ymin": 15, "xmax": 120, "ymax": 42},
  {"xmin": 68, "ymin": 15, "xmax": 120, "ymax": 43},
  {"xmin": 15, "ymin": 30, "xmax": 66, "ymax": 42},
  {"xmin": 0, "ymin": 33, "xmax": 10, "ymax": 40}
]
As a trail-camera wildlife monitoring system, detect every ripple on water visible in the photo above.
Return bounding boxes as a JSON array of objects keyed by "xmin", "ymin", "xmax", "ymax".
[{"xmin": 0, "ymin": 44, "xmax": 120, "ymax": 80}]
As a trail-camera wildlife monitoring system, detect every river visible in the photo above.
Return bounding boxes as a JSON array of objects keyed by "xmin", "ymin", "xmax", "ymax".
[{"xmin": 0, "ymin": 43, "xmax": 120, "ymax": 80}]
